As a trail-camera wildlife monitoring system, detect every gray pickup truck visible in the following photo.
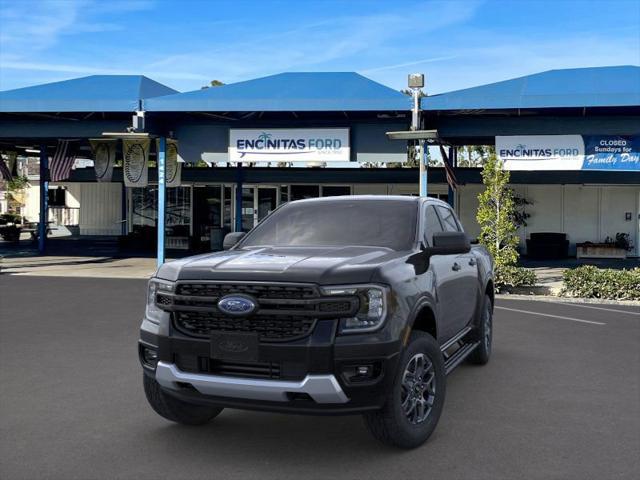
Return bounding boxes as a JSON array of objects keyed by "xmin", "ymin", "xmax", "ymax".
[{"xmin": 139, "ymin": 196, "xmax": 494, "ymax": 448}]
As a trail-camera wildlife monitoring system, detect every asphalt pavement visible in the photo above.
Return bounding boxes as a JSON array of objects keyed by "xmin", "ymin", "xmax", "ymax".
[{"xmin": 0, "ymin": 276, "xmax": 638, "ymax": 480}]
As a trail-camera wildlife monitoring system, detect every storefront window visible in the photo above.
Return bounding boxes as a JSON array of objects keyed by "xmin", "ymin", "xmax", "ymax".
[
  {"xmin": 131, "ymin": 187, "xmax": 157, "ymax": 228},
  {"xmin": 130, "ymin": 186, "xmax": 191, "ymax": 250},
  {"xmin": 321, "ymin": 185, "xmax": 351, "ymax": 197},
  {"xmin": 290, "ymin": 185, "xmax": 320, "ymax": 200},
  {"xmin": 223, "ymin": 186, "xmax": 232, "ymax": 229}
]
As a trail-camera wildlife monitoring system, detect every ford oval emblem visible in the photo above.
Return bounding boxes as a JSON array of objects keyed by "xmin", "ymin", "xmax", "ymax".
[{"xmin": 217, "ymin": 295, "xmax": 257, "ymax": 316}]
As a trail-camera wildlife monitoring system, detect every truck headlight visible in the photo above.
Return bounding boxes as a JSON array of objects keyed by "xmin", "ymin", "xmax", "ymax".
[
  {"xmin": 322, "ymin": 285, "xmax": 388, "ymax": 334},
  {"xmin": 146, "ymin": 278, "xmax": 174, "ymax": 324}
]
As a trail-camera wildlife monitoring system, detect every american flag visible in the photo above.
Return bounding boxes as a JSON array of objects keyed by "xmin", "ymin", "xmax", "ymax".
[
  {"xmin": 0, "ymin": 156, "xmax": 12, "ymax": 181},
  {"xmin": 49, "ymin": 140, "xmax": 78, "ymax": 182},
  {"xmin": 439, "ymin": 145, "xmax": 458, "ymax": 190}
]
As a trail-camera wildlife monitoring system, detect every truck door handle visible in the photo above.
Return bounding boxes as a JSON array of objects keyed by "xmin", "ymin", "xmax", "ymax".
[
  {"xmin": 468, "ymin": 258, "xmax": 477, "ymax": 266},
  {"xmin": 452, "ymin": 262, "xmax": 461, "ymax": 271}
]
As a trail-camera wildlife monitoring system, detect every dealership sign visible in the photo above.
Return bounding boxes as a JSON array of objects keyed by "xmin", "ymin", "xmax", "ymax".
[
  {"xmin": 497, "ymin": 135, "xmax": 640, "ymax": 171},
  {"xmin": 496, "ymin": 135, "xmax": 585, "ymax": 170},
  {"xmin": 229, "ymin": 128, "xmax": 350, "ymax": 162},
  {"xmin": 582, "ymin": 136, "xmax": 640, "ymax": 171}
]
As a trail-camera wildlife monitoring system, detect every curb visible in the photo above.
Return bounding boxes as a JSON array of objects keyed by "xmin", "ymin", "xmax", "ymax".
[{"xmin": 496, "ymin": 293, "xmax": 640, "ymax": 307}]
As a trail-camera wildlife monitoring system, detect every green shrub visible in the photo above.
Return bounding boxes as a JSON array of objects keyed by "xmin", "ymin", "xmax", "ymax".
[
  {"xmin": 495, "ymin": 265, "xmax": 537, "ymax": 291},
  {"xmin": 561, "ymin": 266, "xmax": 640, "ymax": 300}
]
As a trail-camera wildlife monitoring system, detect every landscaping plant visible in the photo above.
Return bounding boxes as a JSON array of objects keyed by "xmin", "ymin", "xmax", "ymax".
[
  {"xmin": 476, "ymin": 153, "xmax": 534, "ymax": 290},
  {"xmin": 561, "ymin": 265, "xmax": 640, "ymax": 301}
]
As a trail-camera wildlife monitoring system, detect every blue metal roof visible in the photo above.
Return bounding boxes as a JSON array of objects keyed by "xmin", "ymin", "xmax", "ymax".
[
  {"xmin": 0, "ymin": 75, "xmax": 178, "ymax": 113},
  {"xmin": 145, "ymin": 72, "xmax": 411, "ymax": 112},
  {"xmin": 422, "ymin": 66, "xmax": 640, "ymax": 111}
]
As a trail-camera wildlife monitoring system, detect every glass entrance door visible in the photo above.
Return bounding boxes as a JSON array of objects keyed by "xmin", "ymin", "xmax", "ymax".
[
  {"xmin": 257, "ymin": 187, "xmax": 278, "ymax": 223},
  {"xmin": 235, "ymin": 185, "xmax": 279, "ymax": 231}
]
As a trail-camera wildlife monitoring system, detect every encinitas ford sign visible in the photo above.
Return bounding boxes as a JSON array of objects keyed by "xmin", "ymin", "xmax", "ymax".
[
  {"xmin": 229, "ymin": 128, "xmax": 350, "ymax": 162},
  {"xmin": 496, "ymin": 135, "xmax": 585, "ymax": 170}
]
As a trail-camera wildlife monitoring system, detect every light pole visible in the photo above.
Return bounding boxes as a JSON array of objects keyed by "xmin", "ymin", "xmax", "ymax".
[{"xmin": 408, "ymin": 73, "xmax": 427, "ymax": 196}]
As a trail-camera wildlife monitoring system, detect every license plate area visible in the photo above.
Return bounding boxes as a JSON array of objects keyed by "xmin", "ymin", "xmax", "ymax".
[{"xmin": 210, "ymin": 332, "xmax": 259, "ymax": 362}]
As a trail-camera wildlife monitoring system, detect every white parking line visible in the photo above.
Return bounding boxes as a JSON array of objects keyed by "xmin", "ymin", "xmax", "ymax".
[
  {"xmin": 496, "ymin": 306, "xmax": 606, "ymax": 326},
  {"xmin": 538, "ymin": 302, "xmax": 640, "ymax": 316}
]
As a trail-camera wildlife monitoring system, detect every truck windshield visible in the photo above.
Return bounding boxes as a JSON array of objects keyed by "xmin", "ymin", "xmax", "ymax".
[{"xmin": 239, "ymin": 199, "xmax": 417, "ymax": 251}]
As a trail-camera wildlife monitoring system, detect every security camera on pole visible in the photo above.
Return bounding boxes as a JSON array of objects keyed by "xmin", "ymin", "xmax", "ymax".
[{"xmin": 408, "ymin": 73, "xmax": 426, "ymax": 196}]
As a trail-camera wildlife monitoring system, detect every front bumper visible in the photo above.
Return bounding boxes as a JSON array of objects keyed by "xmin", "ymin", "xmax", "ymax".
[
  {"xmin": 156, "ymin": 361, "xmax": 348, "ymax": 403},
  {"xmin": 140, "ymin": 317, "xmax": 401, "ymax": 415}
]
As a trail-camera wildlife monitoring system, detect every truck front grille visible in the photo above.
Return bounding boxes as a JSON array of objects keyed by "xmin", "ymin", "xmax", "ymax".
[
  {"xmin": 167, "ymin": 282, "xmax": 358, "ymax": 342},
  {"xmin": 174, "ymin": 311, "xmax": 316, "ymax": 342},
  {"xmin": 176, "ymin": 283, "xmax": 317, "ymax": 300}
]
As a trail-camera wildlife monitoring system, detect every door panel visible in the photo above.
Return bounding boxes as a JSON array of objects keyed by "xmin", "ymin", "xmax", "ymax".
[{"xmin": 433, "ymin": 204, "xmax": 478, "ymax": 337}]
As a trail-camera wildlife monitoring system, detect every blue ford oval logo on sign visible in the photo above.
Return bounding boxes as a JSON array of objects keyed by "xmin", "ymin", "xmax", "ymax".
[{"xmin": 217, "ymin": 295, "xmax": 257, "ymax": 316}]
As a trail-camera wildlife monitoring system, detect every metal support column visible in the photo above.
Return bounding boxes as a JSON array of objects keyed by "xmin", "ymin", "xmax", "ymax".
[
  {"xmin": 235, "ymin": 163, "xmax": 243, "ymax": 232},
  {"xmin": 121, "ymin": 182, "xmax": 127, "ymax": 236},
  {"xmin": 447, "ymin": 146, "xmax": 455, "ymax": 207},
  {"xmin": 38, "ymin": 145, "xmax": 48, "ymax": 254},
  {"xmin": 157, "ymin": 137, "xmax": 166, "ymax": 268}
]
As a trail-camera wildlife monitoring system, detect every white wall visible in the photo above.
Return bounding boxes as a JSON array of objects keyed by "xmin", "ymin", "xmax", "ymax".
[
  {"xmin": 78, "ymin": 182, "xmax": 122, "ymax": 235},
  {"xmin": 457, "ymin": 183, "xmax": 640, "ymax": 257}
]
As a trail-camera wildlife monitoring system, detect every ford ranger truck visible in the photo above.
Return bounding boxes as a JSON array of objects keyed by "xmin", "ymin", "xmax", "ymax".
[{"xmin": 139, "ymin": 196, "xmax": 494, "ymax": 448}]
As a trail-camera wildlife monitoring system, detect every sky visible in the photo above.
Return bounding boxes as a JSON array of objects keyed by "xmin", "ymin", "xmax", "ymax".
[{"xmin": 0, "ymin": 0, "xmax": 639, "ymax": 94}]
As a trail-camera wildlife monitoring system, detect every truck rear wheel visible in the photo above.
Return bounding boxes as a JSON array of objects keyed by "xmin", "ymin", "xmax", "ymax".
[
  {"xmin": 143, "ymin": 375, "xmax": 223, "ymax": 425},
  {"xmin": 363, "ymin": 331, "xmax": 446, "ymax": 449}
]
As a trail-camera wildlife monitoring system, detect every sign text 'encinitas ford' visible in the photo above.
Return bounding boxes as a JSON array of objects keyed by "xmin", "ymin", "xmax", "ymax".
[{"xmin": 229, "ymin": 128, "xmax": 350, "ymax": 162}]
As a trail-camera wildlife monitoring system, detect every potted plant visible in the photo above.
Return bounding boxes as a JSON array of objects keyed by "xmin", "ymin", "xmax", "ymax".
[{"xmin": 576, "ymin": 233, "xmax": 633, "ymax": 259}]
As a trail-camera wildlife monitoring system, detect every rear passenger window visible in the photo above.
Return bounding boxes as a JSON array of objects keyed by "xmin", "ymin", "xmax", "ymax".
[
  {"xmin": 424, "ymin": 205, "xmax": 444, "ymax": 245},
  {"xmin": 436, "ymin": 206, "xmax": 461, "ymax": 232}
]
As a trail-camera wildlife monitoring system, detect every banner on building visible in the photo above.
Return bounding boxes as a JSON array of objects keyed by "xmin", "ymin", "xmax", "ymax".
[
  {"xmin": 156, "ymin": 138, "xmax": 181, "ymax": 187},
  {"xmin": 229, "ymin": 128, "xmax": 350, "ymax": 163},
  {"xmin": 90, "ymin": 139, "xmax": 116, "ymax": 182},
  {"xmin": 123, "ymin": 138, "xmax": 149, "ymax": 187},
  {"xmin": 496, "ymin": 135, "xmax": 585, "ymax": 170},
  {"xmin": 582, "ymin": 136, "xmax": 640, "ymax": 171},
  {"xmin": 497, "ymin": 135, "xmax": 640, "ymax": 171}
]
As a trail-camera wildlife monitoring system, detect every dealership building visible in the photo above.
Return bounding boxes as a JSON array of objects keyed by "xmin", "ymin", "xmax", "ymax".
[{"xmin": 1, "ymin": 66, "xmax": 638, "ymax": 259}]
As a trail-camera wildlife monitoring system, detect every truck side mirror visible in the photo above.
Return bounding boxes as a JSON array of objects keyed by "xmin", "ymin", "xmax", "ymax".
[
  {"xmin": 430, "ymin": 231, "xmax": 471, "ymax": 254},
  {"xmin": 223, "ymin": 232, "xmax": 246, "ymax": 250}
]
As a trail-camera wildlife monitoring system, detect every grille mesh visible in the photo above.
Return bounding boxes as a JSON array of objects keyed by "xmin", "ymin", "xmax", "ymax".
[
  {"xmin": 174, "ymin": 311, "xmax": 316, "ymax": 341},
  {"xmin": 176, "ymin": 283, "xmax": 317, "ymax": 299}
]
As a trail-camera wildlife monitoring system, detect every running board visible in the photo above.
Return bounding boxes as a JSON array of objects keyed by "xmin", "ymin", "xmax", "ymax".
[
  {"xmin": 440, "ymin": 326, "xmax": 473, "ymax": 352},
  {"xmin": 444, "ymin": 341, "xmax": 480, "ymax": 375}
]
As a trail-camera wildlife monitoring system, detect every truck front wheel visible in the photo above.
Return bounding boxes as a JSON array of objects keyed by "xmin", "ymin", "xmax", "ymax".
[
  {"xmin": 143, "ymin": 375, "xmax": 223, "ymax": 425},
  {"xmin": 363, "ymin": 331, "xmax": 446, "ymax": 449}
]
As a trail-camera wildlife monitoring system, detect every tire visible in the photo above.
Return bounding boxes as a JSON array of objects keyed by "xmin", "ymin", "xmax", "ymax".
[
  {"xmin": 468, "ymin": 293, "xmax": 493, "ymax": 365},
  {"xmin": 363, "ymin": 331, "xmax": 446, "ymax": 449},
  {"xmin": 143, "ymin": 374, "xmax": 223, "ymax": 425}
]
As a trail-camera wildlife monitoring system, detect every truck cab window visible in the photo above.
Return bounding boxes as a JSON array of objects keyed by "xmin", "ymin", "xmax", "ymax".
[
  {"xmin": 424, "ymin": 205, "xmax": 444, "ymax": 246},
  {"xmin": 436, "ymin": 205, "xmax": 462, "ymax": 232}
]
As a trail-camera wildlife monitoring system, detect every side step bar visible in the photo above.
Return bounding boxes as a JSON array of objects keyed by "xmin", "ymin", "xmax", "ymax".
[
  {"xmin": 440, "ymin": 325, "xmax": 480, "ymax": 375},
  {"xmin": 444, "ymin": 341, "xmax": 480, "ymax": 375}
]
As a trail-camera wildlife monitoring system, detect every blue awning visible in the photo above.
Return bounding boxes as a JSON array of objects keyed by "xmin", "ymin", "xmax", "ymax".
[
  {"xmin": 145, "ymin": 72, "xmax": 411, "ymax": 112},
  {"xmin": 0, "ymin": 75, "xmax": 178, "ymax": 113},
  {"xmin": 422, "ymin": 66, "xmax": 640, "ymax": 111}
]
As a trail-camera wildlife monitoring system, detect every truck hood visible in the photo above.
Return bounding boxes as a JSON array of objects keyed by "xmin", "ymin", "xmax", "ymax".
[{"xmin": 156, "ymin": 246, "xmax": 405, "ymax": 285}]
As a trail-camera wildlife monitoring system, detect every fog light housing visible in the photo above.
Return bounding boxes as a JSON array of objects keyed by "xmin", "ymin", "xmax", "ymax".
[
  {"xmin": 141, "ymin": 346, "xmax": 158, "ymax": 369},
  {"xmin": 341, "ymin": 363, "xmax": 380, "ymax": 383}
]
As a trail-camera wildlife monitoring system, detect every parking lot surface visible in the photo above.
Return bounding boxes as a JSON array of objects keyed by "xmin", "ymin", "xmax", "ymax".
[{"xmin": 1, "ymin": 276, "xmax": 638, "ymax": 480}]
